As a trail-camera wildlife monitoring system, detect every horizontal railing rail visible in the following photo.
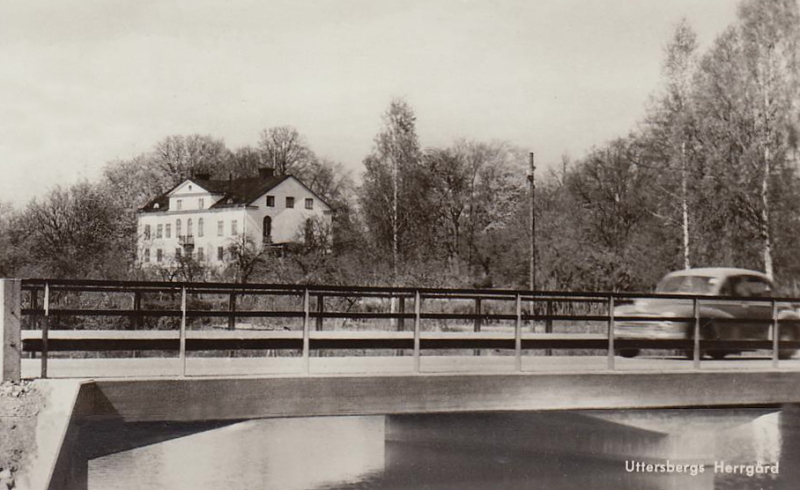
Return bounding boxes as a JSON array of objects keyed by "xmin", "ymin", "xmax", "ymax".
[{"xmin": 12, "ymin": 278, "xmax": 800, "ymax": 378}]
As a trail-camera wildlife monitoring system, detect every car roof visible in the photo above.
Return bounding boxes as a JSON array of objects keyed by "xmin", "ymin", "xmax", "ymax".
[{"xmin": 663, "ymin": 267, "xmax": 771, "ymax": 282}]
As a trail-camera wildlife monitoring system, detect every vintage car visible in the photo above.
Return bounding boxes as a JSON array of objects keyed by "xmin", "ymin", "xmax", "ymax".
[{"xmin": 613, "ymin": 267, "xmax": 799, "ymax": 359}]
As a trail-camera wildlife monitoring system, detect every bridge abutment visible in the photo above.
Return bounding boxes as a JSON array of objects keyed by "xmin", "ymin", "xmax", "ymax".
[{"xmin": 1, "ymin": 279, "xmax": 21, "ymax": 383}]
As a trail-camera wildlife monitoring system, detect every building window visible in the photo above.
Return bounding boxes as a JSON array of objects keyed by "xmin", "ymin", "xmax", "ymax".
[
  {"xmin": 262, "ymin": 216, "xmax": 272, "ymax": 242},
  {"xmin": 231, "ymin": 220, "xmax": 239, "ymax": 236},
  {"xmin": 198, "ymin": 198, "xmax": 204, "ymax": 209},
  {"xmin": 286, "ymin": 197, "xmax": 295, "ymax": 208},
  {"xmin": 177, "ymin": 199, "xmax": 182, "ymax": 211},
  {"xmin": 165, "ymin": 224, "xmax": 171, "ymax": 239},
  {"xmin": 197, "ymin": 247, "xmax": 205, "ymax": 262},
  {"xmin": 305, "ymin": 198, "xmax": 314, "ymax": 210},
  {"xmin": 176, "ymin": 219, "xmax": 182, "ymax": 237},
  {"xmin": 217, "ymin": 220, "xmax": 224, "ymax": 237},
  {"xmin": 144, "ymin": 249, "xmax": 150, "ymax": 263},
  {"xmin": 156, "ymin": 249, "xmax": 163, "ymax": 263},
  {"xmin": 156, "ymin": 224, "xmax": 163, "ymax": 239},
  {"xmin": 198, "ymin": 218, "xmax": 204, "ymax": 237},
  {"xmin": 217, "ymin": 246, "xmax": 224, "ymax": 261},
  {"xmin": 187, "ymin": 218, "xmax": 193, "ymax": 237},
  {"xmin": 175, "ymin": 248, "xmax": 182, "ymax": 259},
  {"xmin": 266, "ymin": 195, "xmax": 275, "ymax": 207},
  {"xmin": 144, "ymin": 225, "xmax": 151, "ymax": 240}
]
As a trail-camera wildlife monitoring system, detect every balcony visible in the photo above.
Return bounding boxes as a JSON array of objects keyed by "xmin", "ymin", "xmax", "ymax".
[{"xmin": 178, "ymin": 235, "xmax": 195, "ymax": 248}]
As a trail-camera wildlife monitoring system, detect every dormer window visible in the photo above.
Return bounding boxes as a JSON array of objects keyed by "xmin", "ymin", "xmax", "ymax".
[{"xmin": 154, "ymin": 203, "xmax": 160, "ymax": 209}]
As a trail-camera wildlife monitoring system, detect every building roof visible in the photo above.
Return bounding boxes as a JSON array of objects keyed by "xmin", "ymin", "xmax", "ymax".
[{"xmin": 139, "ymin": 174, "xmax": 293, "ymax": 213}]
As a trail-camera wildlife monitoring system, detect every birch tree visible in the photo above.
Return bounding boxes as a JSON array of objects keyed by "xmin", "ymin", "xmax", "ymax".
[
  {"xmin": 648, "ymin": 18, "xmax": 700, "ymax": 270},
  {"xmin": 694, "ymin": 0, "xmax": 800, "ymax": 278},
  {"xmin": 360, "ymin": 99, "xmax": 424, "ymax": 282}
]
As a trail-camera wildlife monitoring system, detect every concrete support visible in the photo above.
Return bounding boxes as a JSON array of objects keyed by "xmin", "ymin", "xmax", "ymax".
[{"xmin": 1, "ymin": 279, "xmax": 21, "ymax": 382}]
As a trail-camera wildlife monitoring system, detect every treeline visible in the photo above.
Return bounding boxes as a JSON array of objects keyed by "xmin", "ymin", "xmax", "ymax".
[{"xmin": 2, "ymin": 0, "xmax": 800, "ymax": 293}]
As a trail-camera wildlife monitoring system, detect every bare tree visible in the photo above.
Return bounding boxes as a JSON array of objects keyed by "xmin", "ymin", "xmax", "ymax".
[
  {"xmin": 226, "ymin": 234, "xmax": 269, "ymax": 284},
  {"xmin": 151, "ymin": 134, "xmax": 231, "ymax": 186},
  {"xmin": 258, "ymin": 126, "xmax": 313, "ymax": 176},
  {"xmin": 693, "ymin": 0, "xmax": 800, "ymax": 278},
  {"xmin": 653, "ymin": 18, "xmax": 700, "ymax": 270},
  {"xmin": 360, "ymin": 99, "xmax": 424, "ymax": 283}
]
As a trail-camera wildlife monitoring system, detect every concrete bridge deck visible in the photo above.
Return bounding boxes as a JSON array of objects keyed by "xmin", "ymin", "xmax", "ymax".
[
  {"xmin": 20, "ymin": 353, "xmax": 800, "ymax": 379},
  {"xmin": 49, "ymin": 360, "xmax": 800, "ymax": 424}
]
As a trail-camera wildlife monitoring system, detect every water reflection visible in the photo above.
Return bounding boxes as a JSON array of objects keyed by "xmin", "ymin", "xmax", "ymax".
[
  {"xmin": 89, "ymin": 407, "xmax": 793, "ymax": 490},
  {"xmin": 89, "ymin": 417, "xmax": 384, "ymax": 490}
]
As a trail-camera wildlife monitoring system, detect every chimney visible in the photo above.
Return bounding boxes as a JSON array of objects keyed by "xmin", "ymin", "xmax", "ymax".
[{"xmin": 258, "ymin": 167, "xmax": 275, "ymax": 179}]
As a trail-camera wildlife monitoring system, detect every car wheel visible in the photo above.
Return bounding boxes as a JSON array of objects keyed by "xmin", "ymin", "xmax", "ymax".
[
  {"xmin": 778, "ymin": 329, "xmax": 798, "ymax": 360},
  {"xmin": 619, "ymin": 349, "xmax": 640, "ymax": 358}
]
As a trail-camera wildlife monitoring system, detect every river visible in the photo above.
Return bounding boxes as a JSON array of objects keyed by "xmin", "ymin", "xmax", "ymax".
[{"xmin": 87, "ymin": 407, "xmax": 797, "ymax": 490}]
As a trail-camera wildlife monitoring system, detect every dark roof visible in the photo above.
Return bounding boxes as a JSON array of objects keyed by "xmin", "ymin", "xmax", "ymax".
[{"xmin": 139, "ymin": 175, "xmax": 291, "ymax": 213}]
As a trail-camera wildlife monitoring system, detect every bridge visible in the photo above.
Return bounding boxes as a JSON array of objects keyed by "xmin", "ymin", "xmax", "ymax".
[{"xmin": 2, "ymin": 278, "xmax": 800, "ymax": 489}]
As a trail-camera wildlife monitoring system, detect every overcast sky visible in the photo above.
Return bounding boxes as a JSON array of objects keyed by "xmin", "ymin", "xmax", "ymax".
[{"xmin": 0, "ymin": 0, "xmax": 740, "ymax": 206}]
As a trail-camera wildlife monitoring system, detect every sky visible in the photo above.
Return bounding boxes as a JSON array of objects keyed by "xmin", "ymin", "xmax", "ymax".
[{"xmin": 0, "ymin": 0, "xmax": 741, "ymax": 206}]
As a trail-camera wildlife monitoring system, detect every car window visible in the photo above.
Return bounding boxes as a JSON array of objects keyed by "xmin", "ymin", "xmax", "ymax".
[
  {"xmin": 729, "ymin": 275, "xmax": 772, "ymax": 298},
  {"xmin": 656, "ymin": 275, "xmax": 718, "ymax": 295}
]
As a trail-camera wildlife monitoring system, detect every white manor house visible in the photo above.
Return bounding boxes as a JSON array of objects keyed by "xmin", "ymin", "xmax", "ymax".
[{"xmin": 136, "ymin": 168, "xmax": 333, "ymax": 268}]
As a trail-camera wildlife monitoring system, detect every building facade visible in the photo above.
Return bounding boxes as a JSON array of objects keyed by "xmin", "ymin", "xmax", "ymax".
[{"xmin": 136, "ymin": 168, "xmax": 333, "ymax": 268}]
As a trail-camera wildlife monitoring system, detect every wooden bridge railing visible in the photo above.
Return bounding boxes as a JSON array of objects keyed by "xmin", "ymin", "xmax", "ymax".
[{"xmin": 3, "ymin": 278, "xmax": 800, "ymax": 380}]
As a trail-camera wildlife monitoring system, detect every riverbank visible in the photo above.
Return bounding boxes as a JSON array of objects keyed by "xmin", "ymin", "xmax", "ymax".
[{"xmin": 0, "ymin": 381, "xmax": 41, "ymax": 490}]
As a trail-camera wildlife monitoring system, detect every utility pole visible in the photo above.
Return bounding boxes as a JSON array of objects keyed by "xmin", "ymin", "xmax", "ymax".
[{"xmin": 528, "ymin": 152, "xmax": 536, "ymax": 292}]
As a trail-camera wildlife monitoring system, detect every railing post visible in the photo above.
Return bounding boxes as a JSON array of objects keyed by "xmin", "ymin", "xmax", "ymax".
[
  {"xmin": 545, "ymin": 300, "xmax": 553, "ymax": 333},
  {"xmin": 302, "ymin": 288, "xmax": 310, "ymax": 374},
  {"xmin": 228, "ymin": 291, "xmax": 237, "ymax": 330},
  {"xmin": 180, "ymin": 286, "xmax": 187, "ymax": 377},
  {"xmin": 474, "ymin": 297, "xmax": 482, "ymax": 356},
  {"xmin": 413, "ymin": 290, "xmax": 421, "ymax": 373},
  {"xmin": 515, "ymin": 294, "xmax": 522, "ymax": 372},
  {"xmin": 693, "ymin": 297, "xmax": 701, "ymax": 369},
  {"xmin": 607, "ymin": 295, "xmax": 615, "ymax": 370},
  {"xmin": 316, "ymin": 294, "xmax": 324, "ymax": 331},
  {"xmin": 396, "ymin": 295, "xmax": 406, "ymax": 357},
  {"xmin": 1, "ymin": 279, "xmax": 21, "ymax": 383},
  {"xmin": 545, "ymin": 299, "xmax": 553, "ymax": 357},
  {"xmin": 29, "ymin": 286, "xmax": 38, "ymax": 359},
  {"xmin": 42, "ymin": 282, "xmax": 50, "ymax": 379},
  {"xmin": 398, "ymin": 296, "xmax": 405, "ymax": 332},
  {"xmin": 131, "ymin": 291, "xmax": 142, "ymax": 330},
  {"xmin": 772, "ymin": 299, "xmax": 779, "ymax": 369}
]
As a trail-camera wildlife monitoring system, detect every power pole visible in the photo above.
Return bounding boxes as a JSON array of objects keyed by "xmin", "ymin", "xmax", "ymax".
[{"xmin": 528, "ymin": 152, "xmax": 536, "ymax": 292}]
